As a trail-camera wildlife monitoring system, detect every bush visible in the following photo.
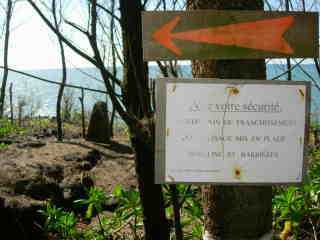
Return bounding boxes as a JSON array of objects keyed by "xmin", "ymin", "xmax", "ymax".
[
  {"xmin": 0, "ymin": 118, "xmax": 24, "ymax": 138},
  {"xmin": 273, "ymin": 149, "xmax": 320, "ymax": 239}
]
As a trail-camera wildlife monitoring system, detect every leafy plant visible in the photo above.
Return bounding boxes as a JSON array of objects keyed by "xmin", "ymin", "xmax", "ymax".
[
  {"xmin": 39, "ymin": 202, "xmax": 79, "ymax": 239},
  {"xmin": 75, "ymin": 186, "xmax": 143, "ymax": 239},
  {"xmin": 0, "ymin": 142, "xmax": 8, "ymax": 149},
  {"xmin": 75, "ymin": 187, "xmax": 108, "ymax": 238},
  {"xmin": 112, "ymin": 185, "xmax": 143, "ymax": 239},
  {"xmin": 273, "ymin": 148, "xmax": 320, "ymax": 239},
  {"xmin": 75, "ymin": 187, "xmax": 107, "ymax": 219},
  {"xmin": 163, "ymin": 184, "xmax": 203, "ymax": 239},
  {"xmin": 0, "ymin": 119, "xmax": 24, "ymax": 137}
]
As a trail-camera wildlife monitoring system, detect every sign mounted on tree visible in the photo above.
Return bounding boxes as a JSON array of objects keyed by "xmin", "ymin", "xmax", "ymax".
[
  {"xmin": 142, "ymin": 11, "xmax": 318, "ymax": 60},
  {"xmin": 155, "ymin": 79, "xmax": 310, "ymax": 184}
]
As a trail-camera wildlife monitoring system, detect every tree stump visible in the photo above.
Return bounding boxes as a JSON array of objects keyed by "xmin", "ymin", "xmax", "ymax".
[{"xmin": 86, "ymin": 101, "xmax": 111, "ymax": 143}]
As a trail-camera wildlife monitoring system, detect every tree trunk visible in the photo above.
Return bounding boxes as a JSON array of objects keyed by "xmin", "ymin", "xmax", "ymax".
[
  {"xmin": 110, "ymin": 0, "xmax": 116, "ymax": 138},
  {"xmin": 285, "ymin": 0, "xmax": 291, "ymax": 81},
  {"xmin": 187, "ymin": 1, "xmax": 273, "ymax": 239},
  {"xmin": 169, "ymin": 185, "xmax": 183, "ymax": 240},
  {"xmin": 79, "ymin": 88, "xmax": 85, "ymax": 138},
  {"xmin": 9, "ymin": 82, "xmax": 13, "ymax": 124},
  {"xmin": 0, "ymin": 0, "xmax": 12, "ymax": 118},
  {"xmin": 119, "ymin": 0, "xmax": 169, "ymax": 239},
  {"xmin": 52, "ymin": 0, "xmax": 67, "ymax": 142}
]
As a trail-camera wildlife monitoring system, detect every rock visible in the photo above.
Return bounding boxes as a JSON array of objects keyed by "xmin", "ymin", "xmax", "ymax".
[
  {"xmin": 42, "ymin": 128, "xmax": 55, "ymax": 137},
  {"xmin": 60, "ymin": 175, "xmax": 94, "ymax": 204},
  {"xmin": 0, "ymin": 195, "xmax": 45, "ymax": 240},
  {"xmin": 0, "ymin": 161, "xmax": 64, "ymax": 202},
  {"xmin": 77, "ymin": 161, "xmax": 92, "ymax": 171},
  {"xmin": 84, "ymin": 150, "xmax": 101, "ymax": 166},
  {"xmin": 13, "ymin": 163, "xmax": 63, "ymax": 201},
  {"xmin": 0, "ymin": 138, "xmax": 16, "ymax": 144},
  {"xmin": 42, "ymin": 164, "xmax": 64, "ymax": 182},
  {"xmin": 15, "ymin": 180, "xmax": 62, "ymax": 201},
  {"xmin": 63, "ymin": 152, "xmax": 82, "ymax": 162},
  {"xmin": 64, "ymin": 150, "xmax": 101, "ymax": 171},
  {"xmin": 17, "ymin": 140, "xmax": 46, "ymax": 148},
  {"xmin": 86, "ymin": 101, "xmax": 111, "ymax": 143}
]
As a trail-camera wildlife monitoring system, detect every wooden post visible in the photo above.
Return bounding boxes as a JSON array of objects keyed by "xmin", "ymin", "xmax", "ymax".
[
  {"xmin": 79, "ymin": 88, "xmax": 85, "ymax": 138},
  {"xmin": 169, "ymin": 185, "xmax": 183, "ymax": 240},
  {"xmin": 285, "ymin": 0, "xmax": 292, "ymax": 81},
  {"xmin": 18, "ymin": 103, "xmax": 22, "ymax": 127},
  {"xmin": 38, "ymin": 115, "xmax": 41, "ymax": 131},
  {"xmin": 9, "ymin": 83, "xmax": 13, "ymax": 124}
]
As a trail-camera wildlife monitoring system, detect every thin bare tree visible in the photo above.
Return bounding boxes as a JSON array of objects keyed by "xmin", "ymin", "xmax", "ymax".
[
  {"xmin": 27, "ymin": 1, "xmax": 169, "ymax": 238},
  {"xmin": 0, "ymin": 0, "xmax": 13, "ymax": 118},
  {"xmin": 52, "ymin": 0, "xmax": 67, "ymax": 141}
]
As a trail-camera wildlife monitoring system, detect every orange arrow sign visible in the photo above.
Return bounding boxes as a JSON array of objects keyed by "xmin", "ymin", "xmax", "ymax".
[{"xmin": 153, "ymin": 16, "xmax": 294, "ymax": 56}]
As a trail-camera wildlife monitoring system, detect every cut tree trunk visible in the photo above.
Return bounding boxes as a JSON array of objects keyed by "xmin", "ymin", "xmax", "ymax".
[
  {"xmin": 187, "ymin": 0, "xmax": 273, "ymax": 239},
  {"xmin": 86, "ymin": 101, "xmax": 110, "ymax": 143}
]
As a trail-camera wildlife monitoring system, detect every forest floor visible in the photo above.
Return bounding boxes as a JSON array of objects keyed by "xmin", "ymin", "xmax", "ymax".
[
  {"xmin": 0, "ymin": 121, "xmax": 137, "ymax": 239},
  {"xmin": 1, "ymin": 119, "xmax": 319, "ymax": 239}
]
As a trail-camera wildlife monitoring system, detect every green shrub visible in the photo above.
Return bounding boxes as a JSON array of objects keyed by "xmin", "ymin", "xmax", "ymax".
[
  {"xmin": 39, "ymin": 202, "xmax": 79, "ymax": 239},
  {"xmin": 0, "ymin": 142, "xmax": 8, "ymax": 150},
  {"xmin": 273, "ymin": 149, "xmax": 320, "ymax": 239},
  {"xmin": 0, "ymin": 119, "xmax": 24, "ymax": 137}
]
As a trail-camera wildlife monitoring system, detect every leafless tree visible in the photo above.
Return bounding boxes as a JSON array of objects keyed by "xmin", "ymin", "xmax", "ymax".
[
  {"xmin": 27, "ymin": 0, "xmax": 170, "ymax": 237},
  {"xmin": 52, "ymin": 0, "xmax": 67, "ymax": 141},
  {"xmin": 0, "ymin": 0, "xmax": 13, "ymax": 118}
]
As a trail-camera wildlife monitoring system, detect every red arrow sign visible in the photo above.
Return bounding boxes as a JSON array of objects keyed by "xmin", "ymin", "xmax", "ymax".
[{"xmin": 153, "ymin": 16, "xmax": 294, "ymax": 56}]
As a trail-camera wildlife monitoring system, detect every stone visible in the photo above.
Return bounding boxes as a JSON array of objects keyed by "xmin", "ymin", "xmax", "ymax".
[
  {"xmin": 86, "ymin": 101, "xmax": 111, "ymax": 143},
  {"xmin": 63, "ymin": 152, "xmax": 82, "ymax": 162},
  {"xmin": 17, "ymin": 140, "xmax": 46, "ymax": 148}
]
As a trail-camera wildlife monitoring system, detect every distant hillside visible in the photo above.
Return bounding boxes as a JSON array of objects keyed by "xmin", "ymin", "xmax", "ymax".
[{"xmin": 0, "ymin": 64, "xmax": 319, "ymax": 116}]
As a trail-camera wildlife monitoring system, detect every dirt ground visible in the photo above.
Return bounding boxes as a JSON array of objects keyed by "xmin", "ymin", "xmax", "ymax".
[
  {"xmin": 0, "ymin": 136, "xmax": 137, "ymax": 194},
  {"xmin": 0, "ymin": 128, "xmax": 138, "ymax": 239}
]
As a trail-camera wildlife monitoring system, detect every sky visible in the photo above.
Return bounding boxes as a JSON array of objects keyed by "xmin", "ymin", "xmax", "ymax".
[
  {"xmin": 0, "ymin": 0, "xmax": 319, "ymax": 70},
  {"xmin": 2, "ymin": 1, "xmax": 95, "ymax": 70}
]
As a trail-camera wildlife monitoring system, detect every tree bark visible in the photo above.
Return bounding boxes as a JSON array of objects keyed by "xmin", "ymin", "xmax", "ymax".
[
  {"xmin": 169, "ymin": 185, "xmax": 183, "ymax": 240},
  {"xmin": 119, "ymin": 0, "xmax": 169, "ymax": 239},
  {"xmin": 285, "ymin": 0, "xmax": 292, "ymax": 81},
  {"xmin": 0, "ymin": 0, "xmax": 12, "ymax": 118},
  {"xmin": 79, "ymin": 88, "xmax": 85, "ymax": 138},
  {"xmin": 9, "ymin": 82, "xmax": 13, "ymax": 124},
  {"xmin": 187, "ymin": 1, "xmax": 273, "ymax": 239},
  {"xmin": 110, "ymin": 0, "xmax": 116, "ymax": 138},
  {"xmin": 52, "ymin": 0, "xmax": 67, "ymax": 141}
]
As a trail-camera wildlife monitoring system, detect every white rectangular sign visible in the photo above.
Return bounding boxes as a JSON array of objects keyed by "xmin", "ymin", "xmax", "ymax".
[{"xmin": 155, "ymin": 79, "xmax": 310, "ymax": 184}]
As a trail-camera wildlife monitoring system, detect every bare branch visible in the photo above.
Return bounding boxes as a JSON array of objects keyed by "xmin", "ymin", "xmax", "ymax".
[
  {"xmin": 270, "ymin": 59, "xmax": 305, "ymax": 80},
  {"xmin": 64, "ymin": 19, "xmax": 89, "ymax": 36},
  {"xmin": 0, "ymin": 65, "xmax": 116, "ymax": 95},
  {"xmin": 87, "ymin": 0, "xmax": 137, "ymax": 128},
  {"xmin": 27, "ymin": 0, "xmax": 97, "ymax": 66},
  {"xmin": 293, "ymin": 59, "xmax": 320, "ymax": 92},
  {"xmin": 314, "ymin": 58, "xmax": 320, "ymax": 78},
  {"xmin": 96, "ymin": 2, "xmax": 121, "ymax": 23}
]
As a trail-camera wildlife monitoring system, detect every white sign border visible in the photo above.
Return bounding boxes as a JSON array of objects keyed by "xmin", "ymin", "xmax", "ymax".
[{"xmin": 155, "ymin": 78, "xmax": 311, "ymax": 185}]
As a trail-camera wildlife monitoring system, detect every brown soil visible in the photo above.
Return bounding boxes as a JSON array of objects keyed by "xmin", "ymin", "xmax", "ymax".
[
  {"xmin": 0, "ymin": 136, "xmax": 136, "ymax": 193},
  {"xmin": 0, "ymin": 129, "xmax": 136, "ymax": 240}
]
